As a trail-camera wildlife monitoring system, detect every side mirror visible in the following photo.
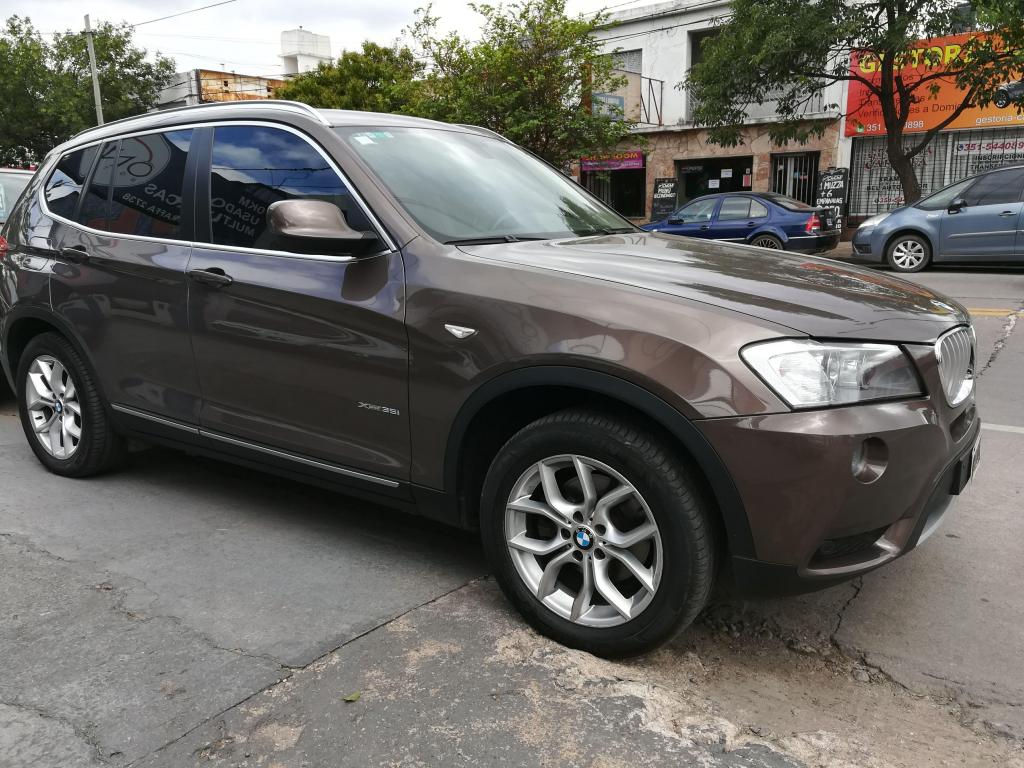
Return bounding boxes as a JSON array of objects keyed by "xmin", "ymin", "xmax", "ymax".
[
  {"xmin": 268, "ymin": 199, "xmax": 381, "ymax": 256},
  {"xmin": 948, "ymin": 197, "xmax": 966, "ymax": 214}
]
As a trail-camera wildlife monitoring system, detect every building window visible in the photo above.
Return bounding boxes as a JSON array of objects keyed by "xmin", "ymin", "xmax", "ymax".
[
  {"xmin": 612, "ymin": 49, "xmax": 642, "ymax": 74},
  {"xmin": 771, "ymin": 152, "xmax": 819, "ymax": 205},
  {"xmin": 674, "ymin": 156, "xmax": 752, "ymax": 204}
]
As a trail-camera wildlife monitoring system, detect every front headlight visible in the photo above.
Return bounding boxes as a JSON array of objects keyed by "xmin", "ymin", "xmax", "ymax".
[
  {"xmin": 741, "ymin": 339, "xmax": 922, "ymax": 408},
  {"xmin": 858, "ymin": 213, "xmax": 889, "ymax": 229}
]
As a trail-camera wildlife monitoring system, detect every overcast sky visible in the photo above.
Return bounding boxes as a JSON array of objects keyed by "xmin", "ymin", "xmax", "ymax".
[{"xmin": 18, "ymin": 0, "xmax": 629, "ymax": 76}]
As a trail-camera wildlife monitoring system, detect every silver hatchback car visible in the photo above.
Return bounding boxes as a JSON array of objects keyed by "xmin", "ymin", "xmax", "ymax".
[{"xmin": 850, "ymin": 165, "xmax": 1024, "ymax": 272}]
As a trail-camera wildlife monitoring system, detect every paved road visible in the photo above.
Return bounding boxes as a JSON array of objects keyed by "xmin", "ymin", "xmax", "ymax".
[{"xmin": 1, "ymin": 263, "xmax": 1022, "ymax": 767}]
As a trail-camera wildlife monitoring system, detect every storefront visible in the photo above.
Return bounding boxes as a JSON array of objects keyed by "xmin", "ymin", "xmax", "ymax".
[
  {"xmin": 580, "ymin": 150, "xmax": 646, "ymax": 218},
  {"xmin": 845, "ymin": 31, "xmax": 1024, "ymax": 218}
]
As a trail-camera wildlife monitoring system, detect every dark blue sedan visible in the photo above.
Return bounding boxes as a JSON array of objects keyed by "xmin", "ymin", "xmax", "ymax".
[{"xmin": 641, "ymin": 192, "xmax": 841, "ymax": 254}]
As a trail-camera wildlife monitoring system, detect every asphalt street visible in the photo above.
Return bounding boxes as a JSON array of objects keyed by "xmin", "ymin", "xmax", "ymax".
[{"xmin": 1, "ymin": 262, "xmax": 1022, "ymax": 767}]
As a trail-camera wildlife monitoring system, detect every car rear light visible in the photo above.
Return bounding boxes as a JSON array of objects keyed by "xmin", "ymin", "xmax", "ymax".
[{"xmin": 805, "ymin": 213, "xmax": 821, "ymax": 233}]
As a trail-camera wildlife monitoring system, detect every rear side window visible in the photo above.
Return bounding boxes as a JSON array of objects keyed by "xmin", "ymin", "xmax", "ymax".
[
  {"xmin": 962, "ymin": 168, "xmax": 1024, "ymax": 206},
  {"xmin": 208, "ymin": 125, "xmax": 368, "ymax": 250},
  {"xmin": 749, "ymin": 199, "xmax": 769, "ymax": 218},
  {"xmin": 107, "ymin": 130, "xmax": 193, "ymax": 238},
  {"xmin": 717, "ymin": 197, "xmax": 751, "ymax": 220},
  {"xmin": 77, "ymin": 141, "xmax": 118, "ymax": 229},
  {"xmin": 44, "ymin": 146, "xmax": 98, "ymax": 221}
]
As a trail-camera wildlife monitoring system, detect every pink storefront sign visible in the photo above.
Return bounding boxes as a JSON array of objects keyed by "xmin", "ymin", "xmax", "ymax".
[{"xmin": 580, "ymin": 150, "xmax": 644, "ymax": 171}]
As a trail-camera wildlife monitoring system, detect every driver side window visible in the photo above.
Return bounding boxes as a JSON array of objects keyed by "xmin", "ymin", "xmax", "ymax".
[{"xmin": 673, "ymin": 198, "xmax": 717, "ymax": 222}]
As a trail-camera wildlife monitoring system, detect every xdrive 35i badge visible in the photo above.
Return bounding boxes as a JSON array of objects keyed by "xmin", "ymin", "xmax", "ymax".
[{"xmin": 357, "ymin": 402, "xmax": 401, "ymax": 416}]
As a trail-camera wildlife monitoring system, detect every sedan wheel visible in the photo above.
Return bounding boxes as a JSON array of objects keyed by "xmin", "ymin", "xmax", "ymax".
[
  {"xmin": 504, "ymin": 454, "xmax": 662, "ymax": 627},
  {"xmin": 751, "ymin": 235, "xmax": 782, "ymax": 249}
]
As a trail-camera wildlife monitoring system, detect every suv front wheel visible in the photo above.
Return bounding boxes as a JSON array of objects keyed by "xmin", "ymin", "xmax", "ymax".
[{"xmin": 480, "ymin": 409, "xmax": 716, "ymax": 657}]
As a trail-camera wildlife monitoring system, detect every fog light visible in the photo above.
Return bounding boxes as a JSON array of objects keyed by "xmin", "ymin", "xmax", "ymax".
[{"xmin": 851, "ymin": 437, "xmax": 888, "ymax": 484}]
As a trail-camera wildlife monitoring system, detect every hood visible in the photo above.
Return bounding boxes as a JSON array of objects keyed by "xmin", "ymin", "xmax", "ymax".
[{"xmin": 462, "ymin": 233, "xmax": 969, "ymax": 343}]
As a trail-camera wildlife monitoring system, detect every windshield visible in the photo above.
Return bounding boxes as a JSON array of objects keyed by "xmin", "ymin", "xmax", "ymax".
[
  {"xmin": 0, "ymin": 172, "xmax": 30, "ymax": 224},
  {"xmin": 337, "ymin": 127, "xmax": 633, "ymax": 243}
]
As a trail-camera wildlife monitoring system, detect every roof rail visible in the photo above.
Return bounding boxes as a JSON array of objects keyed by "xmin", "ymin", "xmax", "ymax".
[
  {"xmin": 71, "ymin": 100, "xmax": 330, "ymax": 139},
  {"xmin": 456, "ymin": 124, "xmax": 510, "ymax": 142}
]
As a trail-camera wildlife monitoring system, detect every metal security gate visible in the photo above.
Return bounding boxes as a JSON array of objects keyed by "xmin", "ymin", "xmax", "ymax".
[
  {"xmin": 849, "ymin": 125, "xmax": 1024, "ymax": 216},
  {"xmin": 771, "ymin": 152, "xmax": 820, "ymax": 204}
]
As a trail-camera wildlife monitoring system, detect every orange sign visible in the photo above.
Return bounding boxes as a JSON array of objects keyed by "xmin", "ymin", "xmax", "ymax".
[{"xmin": 845, "ymin": 32, "xmax": 1024, "ymax": 137}]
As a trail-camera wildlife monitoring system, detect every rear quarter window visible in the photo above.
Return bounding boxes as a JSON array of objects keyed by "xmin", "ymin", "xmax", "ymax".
[{"xmin": 44, "ymin": 147, "xmax": 98, "ymax": 221}]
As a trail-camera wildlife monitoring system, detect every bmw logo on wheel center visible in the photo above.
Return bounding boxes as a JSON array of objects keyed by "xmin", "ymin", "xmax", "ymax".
[{"xmin": 574, "ymin": 527, "xmax": 594, "ymax": 550}]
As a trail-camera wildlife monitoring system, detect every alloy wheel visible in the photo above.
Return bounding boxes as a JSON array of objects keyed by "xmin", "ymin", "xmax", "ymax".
[
  {"xmin": 504, "ymin": 454, "xmax": 663, "ymax": 627},
  {"xmin": 891, "ymin": 239, "xmax": 925, "ymax": 270},
  {"xmin": 752, "ymin": 236, "xmax": 781, "ymax": 249},
  {"xmin": 25, "ymin": 355, "xmax": 83, "ymax": 459}
]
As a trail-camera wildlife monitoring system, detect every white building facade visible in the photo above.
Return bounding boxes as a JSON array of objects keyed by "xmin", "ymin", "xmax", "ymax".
[{"xmin": 586, "ymin": 0, "xmax": 850, "ymax": 222}]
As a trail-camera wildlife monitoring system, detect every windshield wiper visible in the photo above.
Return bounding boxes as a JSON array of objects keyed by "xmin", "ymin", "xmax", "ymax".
[
  {"xmin": 444, "ymin": 235, "xmax": 546, "ymax": 245},
  {"xmin": 574, "ymin": 226, "xmax": 637, "ymax": 236}
]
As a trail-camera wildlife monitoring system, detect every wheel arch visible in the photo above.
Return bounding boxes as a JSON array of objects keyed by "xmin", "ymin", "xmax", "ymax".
[
  {"xmin": 444, "ymin": 365, "xmax": 756, "ymax": 559},
  {"xmin": 2, "ymin": 308, "xmax": 100, "ymax": 397},
  {"xmin": 747, "ymin": 228, "xmax": 786, "ymax": 247}
]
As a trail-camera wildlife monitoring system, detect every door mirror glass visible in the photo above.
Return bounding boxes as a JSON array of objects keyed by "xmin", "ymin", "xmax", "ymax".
[
  {"xmin": 268, "ymin": 200, "xmax": 380, "ymax": 255},
  {"xmin": 948, "ymin": 197, "xmax": 966, "ymax": 214}
]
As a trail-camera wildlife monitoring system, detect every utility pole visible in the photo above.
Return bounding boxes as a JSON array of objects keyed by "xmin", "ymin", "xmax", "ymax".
[{"xmin": 84, "ymin": 14, "xmax": 104, "ymax": 125}]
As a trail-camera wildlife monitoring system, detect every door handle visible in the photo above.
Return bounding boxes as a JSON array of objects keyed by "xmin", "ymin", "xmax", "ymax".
[
  {"xmin": 187, "ymin": 267, "xmax": 233, "ymax": 287},
  {"xmin": 59, "ymin": 245, "xmax": 90, "ymax": 263},
  {"xmin": 699, "ymin": 225, "xmax": 710, "ymax": 230},
  {"xmin": 999, "ymin": 210, "xmax": 1017, "ymax": 217},
  {"xmin": 746, "ymin": 221, "xmax": 756, "ymax": 227}
]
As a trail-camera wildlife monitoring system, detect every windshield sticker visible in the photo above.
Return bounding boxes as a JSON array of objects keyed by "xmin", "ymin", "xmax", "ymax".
[{"xmin": 352, "ymin": 131, "xmax": 394, "ymax": 145}]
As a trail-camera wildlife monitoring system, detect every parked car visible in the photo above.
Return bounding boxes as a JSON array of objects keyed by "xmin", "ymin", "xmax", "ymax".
[
  {"xmin": 0, "ymin": 168, "xmax": 32, "ymax": 227},
  {"xmin": 994, "ymin": 78, "xmax": 1024, "ymax": 109},
  {"xmin": 0, "ymin": 102, "xmax": 980, "ymax": 657},
  {"xmin": 851, "ymin": 165, "xmax": 1024, "ymax": 272},
  {"xmin": 641, "ymin": 191, "xmax": 841, "ymax": 253}
]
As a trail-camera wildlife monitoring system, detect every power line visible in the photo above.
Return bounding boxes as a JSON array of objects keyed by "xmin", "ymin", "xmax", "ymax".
[{"xmin": 133, "ymin": 0, "xmax": 239, "ymax": 28}]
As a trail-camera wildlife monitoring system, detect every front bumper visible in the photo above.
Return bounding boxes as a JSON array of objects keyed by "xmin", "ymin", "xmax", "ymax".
[
  {"xmin": 849, "ymin": 228, "xmax": 883, "ymax": 261},
  {"xmin": 699, "ymin": 343, "xmax": 979, "ymax": 595}
]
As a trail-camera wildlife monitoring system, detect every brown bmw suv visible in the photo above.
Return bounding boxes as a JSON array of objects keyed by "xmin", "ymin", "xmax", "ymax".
[{"xmin": 0, "ymin": 102, "xmax": 981, "ymax": 656}]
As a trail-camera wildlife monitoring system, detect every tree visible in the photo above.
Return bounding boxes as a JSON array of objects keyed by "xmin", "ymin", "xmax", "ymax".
[
  {"xmin": 408, "ymin": 0, "xmax": 634, "ymax": 168},
  {"xmin": 0, "ymin": 16, "xmax": 174, "ymax": 165},
  {"xmin": 275, "ymin": 42, "xmax": 426, "ymax": 113},
  {"xmin": 684, "ymin": 0, "xmax": 1024, "ymax": 204}
]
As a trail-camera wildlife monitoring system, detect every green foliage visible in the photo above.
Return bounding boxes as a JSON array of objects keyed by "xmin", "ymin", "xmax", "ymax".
[
  {"xmin": 0, "ymin": 16, "xmax": 175, "ymax": 165},
  {"xmin": 275, "ymin": 42, "xmax": 426, "ymax": 113},
  {"xmin": 684, "ymin": 0, "xmax": 1024, "ymax": 202},
  {"xmin": 408, "ymin": 0, "xmax": 634, "ymax": 167}
]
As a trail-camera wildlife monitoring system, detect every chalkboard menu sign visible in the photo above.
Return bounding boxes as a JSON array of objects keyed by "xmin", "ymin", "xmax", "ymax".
[
  {"xmin": 816, "ymin": 168, "xmax": 849, "ymax": 227},
  {"xmin": 650, "ymin": 178, "xmax": 678, "ymax": 222}
]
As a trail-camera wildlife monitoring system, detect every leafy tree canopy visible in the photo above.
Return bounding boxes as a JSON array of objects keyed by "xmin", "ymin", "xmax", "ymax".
[
  {"xmin": 409, "ymin": 0, "xmax": 634, "ymax": 167},
  {"xmin": 275, "ymin": 41, "xmax": 426, "ymax": 113},
  {"xmin": 685, "ymin": 0, "xmax": 1024, "ymax": 203},
  {"xmin": 0, "ymin": 15, "xmax": 175, "ymax": 165}
]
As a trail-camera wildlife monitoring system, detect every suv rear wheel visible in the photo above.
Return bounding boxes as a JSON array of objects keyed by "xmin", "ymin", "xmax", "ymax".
[
  {"xmin": 16, "ymin": 333, "xmax": 125, "ymax": 477},
  {"xmin": 480, "ymin": 409, "xmax": 715, "ymax": 657}
]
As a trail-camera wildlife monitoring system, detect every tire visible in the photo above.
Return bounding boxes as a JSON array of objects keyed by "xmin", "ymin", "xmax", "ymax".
[
  {"xmin": 994, "ymin": 91, "xmax": 1010, "ymax": 109},
  {"xmin": 886, "ymin": 233, "xmax": 931, "ymax": 273},
  {"xmin": 16, "ymin": 332, "xmax": 124, "ymax": 477},
  {"xmin": 480, "ymin": 409, "xmax": 716, "ymax": 657},
  {"xmin": 750, "ymin": 234, "xmax": 783, "ymax": 250}
]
